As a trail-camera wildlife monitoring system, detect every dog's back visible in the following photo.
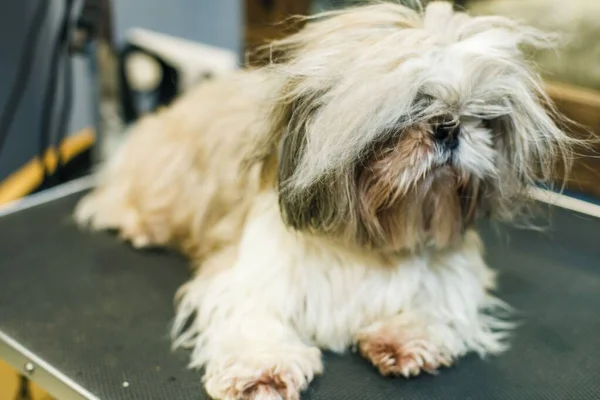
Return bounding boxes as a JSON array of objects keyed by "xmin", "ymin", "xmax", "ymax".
[{"xmin": 76, "ymin": 69, "xmax": 273, "ymax": 260}]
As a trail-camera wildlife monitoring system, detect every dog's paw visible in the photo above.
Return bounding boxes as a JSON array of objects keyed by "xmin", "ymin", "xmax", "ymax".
[
  {"xmin": 357, "ymin": 333, "xmax": 452, "ymax": 377},
  {"xmin": 74, "ymin": 192, "xmax": 102, "ymax": 228},
  {"xmin": 74, "ymin": 191, "xmax": 160, "ymax": 248},
  {"xmin": 230, "ymin": 368, "xmax": 299, "ymax": 400},
  {"xmin": 203, "ymin": 348, "xmax": 322, "ymax": 400}
]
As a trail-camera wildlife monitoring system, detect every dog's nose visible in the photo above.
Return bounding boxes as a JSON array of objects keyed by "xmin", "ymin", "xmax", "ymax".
[{"xmin": 434, "ymin": 123, "xmax": 460, "ymax": 150}]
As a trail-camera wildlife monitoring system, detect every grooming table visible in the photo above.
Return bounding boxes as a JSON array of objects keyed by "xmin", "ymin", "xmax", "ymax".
[{"xmin": 1, "ymin": 178, "xmax": 599, "ymax": 400}]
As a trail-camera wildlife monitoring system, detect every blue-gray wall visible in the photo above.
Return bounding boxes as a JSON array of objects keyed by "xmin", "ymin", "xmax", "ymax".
[
  {"xmin": 0, "ymin": 0, "xmax": 242, "ymax": 182},
  {"xmin": 114, "ymin": 0, "xmax": 242, "ymax": 53}
]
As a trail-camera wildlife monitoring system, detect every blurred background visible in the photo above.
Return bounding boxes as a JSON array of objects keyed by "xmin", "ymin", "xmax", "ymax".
[
  {"xmin": 0, "ymin": 0, "xmax": 599, "ymax": 397},
  {"xmin": 1, "ymin": 0, "xmax": 599, "ymax": 206}
]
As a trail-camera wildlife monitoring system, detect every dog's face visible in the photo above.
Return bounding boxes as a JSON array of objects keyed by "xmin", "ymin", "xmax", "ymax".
[{"xmin": 259, "ymin": 2, "xmax": 572, "ymax": 253}]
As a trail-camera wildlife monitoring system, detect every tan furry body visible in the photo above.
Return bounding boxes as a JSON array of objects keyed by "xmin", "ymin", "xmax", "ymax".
[{"xmin": 78, "ymin": 70, "xmax": 272, "ymax": 260}]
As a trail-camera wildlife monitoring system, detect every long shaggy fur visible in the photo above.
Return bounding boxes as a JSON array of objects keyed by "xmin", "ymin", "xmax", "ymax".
[{"xmin": 75, "ymin": 2, "xmax": 573, "ymax": 399}]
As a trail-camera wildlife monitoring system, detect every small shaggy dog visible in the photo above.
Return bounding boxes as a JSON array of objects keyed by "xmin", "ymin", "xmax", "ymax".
[{"xmin": 75, "ymin": 2, "xmax": 573, "ymax": 399}]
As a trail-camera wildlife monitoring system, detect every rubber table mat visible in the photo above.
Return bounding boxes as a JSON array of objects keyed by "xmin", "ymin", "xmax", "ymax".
[{"xmin": 0, "ymin": 191, "xmax": 599, "ymax": 399}]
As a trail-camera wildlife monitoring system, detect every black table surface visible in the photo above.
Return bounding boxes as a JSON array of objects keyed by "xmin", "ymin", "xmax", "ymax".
[{"xmin": 1, "ymin": 190, "xmax": 599, "ymax": 400}]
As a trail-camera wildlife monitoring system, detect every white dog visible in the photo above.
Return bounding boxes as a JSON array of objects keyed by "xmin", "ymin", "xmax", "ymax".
[{"xmin": 75, "ymin": 2, "xmax": 573, "ymax": 399}]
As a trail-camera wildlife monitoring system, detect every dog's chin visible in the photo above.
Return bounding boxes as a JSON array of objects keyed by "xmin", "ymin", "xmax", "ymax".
[{"xmin": 362, "ymin": 163, "xmax": 485, "ymax": 254}]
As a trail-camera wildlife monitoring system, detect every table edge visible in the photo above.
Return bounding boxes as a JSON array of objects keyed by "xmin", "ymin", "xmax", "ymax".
[
  {"xmin": 0, "ymin": 176, "xmax": 95, "ymax": 218},
  {"xmin": 0, "ymin": 330, "xmax": 100, "ymax": 400}
]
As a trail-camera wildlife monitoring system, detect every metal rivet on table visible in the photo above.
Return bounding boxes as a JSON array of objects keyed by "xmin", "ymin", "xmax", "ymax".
[{"xmin": 24, "ymin": 362, "xmax": 35, "ymax": 374}]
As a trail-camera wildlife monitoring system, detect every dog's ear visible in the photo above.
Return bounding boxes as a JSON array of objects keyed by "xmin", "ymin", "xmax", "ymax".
[
  {"xmin": 273, "ymin": 83, "xmax": 359, "ymax": 238},
  {"xmin": 245, "ymin": 28, "xmax": 354, "ymax": 236},
  {"xmin": 276, "ymin": 84, "xmax": 323, "ymax": 192}
]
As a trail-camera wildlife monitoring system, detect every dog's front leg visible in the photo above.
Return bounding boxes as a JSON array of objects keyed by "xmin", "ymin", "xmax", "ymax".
[
  {"xmin": 356, "ymin": 303, "xmax": 510, "ymax": 379},
  {"xmin": 173, "ymin": 205, "xmax": 324, "ymax": 400},
  {"xmin": 355, "ymin": 233, "xmax": 511, "ymax": 378},
  {"xmin": 175, "ymin": 269, "xmax": 323, "ymax": 400},
  {"xmin": 200, "ymin": 320, "xmax": 323, "ymax": 400},
  {"xmin": 176, "ymin": 269, "xmax": 323, "ymax": 400}
]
